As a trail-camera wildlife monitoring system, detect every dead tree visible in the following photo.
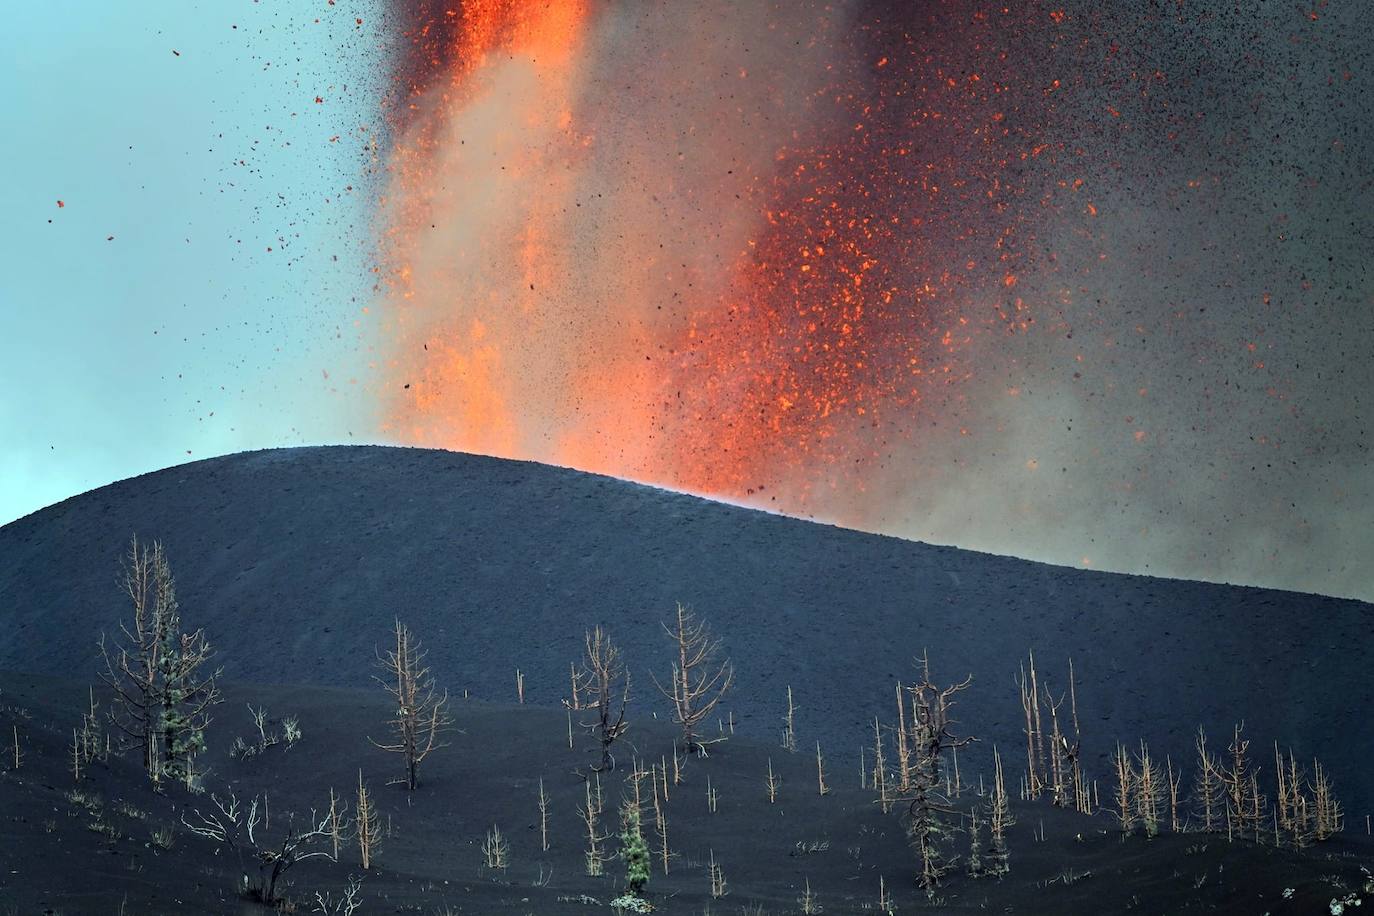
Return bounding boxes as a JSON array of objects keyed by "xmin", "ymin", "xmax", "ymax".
[
  {"xmin": 370, "ymin": 619, "xmax": 452, "ymax": 790},
  {"xmin": 1135, "ymin": 741, "xmax": 1164, "ymax": 837},
  {"xmin": 313, "ymin": 875, "xmax": 364, "ymax": 916},
  {"xmin": 1065, "ymin": 658, "xmax": 1088, "ymax": 813},
  {"xmin": 781, "ymin": 686, "xmax": 798, "ymax": 752},
  {"xmin": 578, "ymin": 774, "xmax": 609, "ymax": 876},
  {"xmin": 1015, "ymin": 652, "xmax": 1046, "ymax": 800},
  {"xmin": 1193, "ymin": 726, "xmax": 1223, "ymax": 832},
  {"xmin": 1310, "ymin": 758, "xmax": 1343, "ymax": 841},
  {"xmin": 1166, "ymin": 755, "xmax": 1182, "ymax": 833},
  {"xmin": 1017, "ymin": 653, "xmax": 1084, "ymax": 810},
  {"xmin": 986, "ymin": 746, "xmax": 1013, "ymax": 875},
  {"xmin": 1111, "ymin": 742, "xmax": 1136, "ymax": 833},
  {"xmin": 1280, "ymin": 752, "xmax": 1343, "ymax": 845},
  {"xmin": 326, "ymin": 786, "xmax": 348, "ymax": 860},
  {"xmin": 894, "ymin": 682, "xmax": 912, "ymax": 793},
  {"xmin": 1275, "ymin": 747, "xmax": 1311, "ymax": 849},
  {"xmin": 902, "ymin": 653, "xmax": 976, "ymax": 894},
  {"xmin": 1042, "ymin": 684, "xmax": 1069, "ymax": 807},
  {"xmin": 98, "ymin": 536, "xmax": 221, "ymax": 787},
  {"xmin": 1219, "ymin": 723, "xmax": 1265, "ymax": 840},
  {"xmin": 181, "ymin": 792, "xmax": 336, "ymax": 905},
  {"xmin": 652, "ymin": 603, "xmax": 733, "ymax": 754},
  {"xmin": 75, "ymin": 687, "xmax": 106, "ymax": 772},
  {"xmin": 356, "ymin": 769, "xmax": 381, "ymax": 868},
  {"xmin": 871, "ymin": 717, "xmax": 890, "ymax": 813},
  {"xmin": 565, "ymin": 626, "xmax": 629, "ymax": 771}
]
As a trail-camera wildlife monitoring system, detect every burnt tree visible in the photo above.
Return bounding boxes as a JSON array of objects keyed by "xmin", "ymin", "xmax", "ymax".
[
  {"xmin": 902, "ymin": 652, "xmax": 975, "ymax": 894},
  {"xmin": 566, "ymin": 626, "xmax": 630, "ymax": 771},
  {"xmin": 652, "ymin": 603, "xmax": 733, "ymax": 754},
  {"xmin": 370, "ymin": 619, "xmax": 451, "ymax": 790},
  {"xmin": 98, "ymin": 536, "xmax": 220, "ymax": 788}
]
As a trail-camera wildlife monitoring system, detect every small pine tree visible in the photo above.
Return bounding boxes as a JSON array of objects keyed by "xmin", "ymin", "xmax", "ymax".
[
  {"xmin": 621, "ymin": 805, "xmax": 651, "ymax": 896},
  {"xmin": 160, "ymin": 623, "xmax": 210, "ymax": 785},
  {"xmin": 99, "ymin": 537, "xmax": 220, "ymax": 788},
  {"xmin": 967, "ymin": 809, "xmax": 985, "ymax": 877}
]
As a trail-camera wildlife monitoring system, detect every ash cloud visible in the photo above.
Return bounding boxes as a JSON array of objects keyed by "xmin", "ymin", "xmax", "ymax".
[
  {"xmin": 807, "ymin": 1, "xmax": 1374, "ymax": 600},
  {"xmin": 379, "ymin": 0, "xmax": 1374, "ymax": 601}
]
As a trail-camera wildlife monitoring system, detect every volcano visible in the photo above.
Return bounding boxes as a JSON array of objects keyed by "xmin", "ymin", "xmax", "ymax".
[
  {"xmin": 2, "ymin": 445, "xmax": 1372, "ymax": 913},
  {"xmin": 2, "ymin": 445, "xmax": 1369, "ymax": 810}
]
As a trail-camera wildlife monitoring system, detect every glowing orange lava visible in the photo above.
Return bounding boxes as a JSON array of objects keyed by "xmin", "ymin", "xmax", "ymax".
[
  {"xmin": 382, "ymin": 0, "xmax": 596, "ymax": 457},
  {"xmin": 379, "ymin": 1, "xmax": 1048, "ymax": 519}
]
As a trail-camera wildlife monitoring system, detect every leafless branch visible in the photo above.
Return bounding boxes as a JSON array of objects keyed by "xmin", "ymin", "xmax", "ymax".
[
  {"xmin": 369, "ymin": 619, "xmax": 452, "ymax": 790},
  {"xmin": 567, "ymin": 626, "xmax": 630, "ymax": 771},
  {"xmin": 651, "ymin": 604, "xmax": 733, "ymax": 754}
]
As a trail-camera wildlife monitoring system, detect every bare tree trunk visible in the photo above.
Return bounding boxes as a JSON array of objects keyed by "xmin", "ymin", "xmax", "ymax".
[
  {"xmin": 370, "ymin": 620, "xmax": 451, "ymax": 790},
  {"xmin": 566, "ymin": 627, "xmax": 629, "ymax": 771},
  {"xmin": 902, "ymin": 653, "xmax": 975, "ymax": 894},
  {"xmin": 652, "ymin": 604, "xmax": 733, "ymax": 754}
]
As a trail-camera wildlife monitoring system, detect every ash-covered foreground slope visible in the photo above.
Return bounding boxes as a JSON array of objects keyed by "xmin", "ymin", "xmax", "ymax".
[{"xmin": 1, "ymin": 446, "xmax": 1370, "ymax": 812}]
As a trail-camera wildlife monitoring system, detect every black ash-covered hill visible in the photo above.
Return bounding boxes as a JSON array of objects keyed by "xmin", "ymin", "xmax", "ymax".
[{"xmin": 1, "ymin": 445, "xmax": 1370, "ymax": 813}]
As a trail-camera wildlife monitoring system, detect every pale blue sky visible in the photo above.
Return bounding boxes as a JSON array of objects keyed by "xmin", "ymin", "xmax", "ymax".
[{"xmin": 1, "ymin": 1, "xmax": 383, "ymax": 523}]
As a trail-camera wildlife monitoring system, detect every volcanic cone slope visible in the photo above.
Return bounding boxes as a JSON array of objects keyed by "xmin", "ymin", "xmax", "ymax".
[{"xmin": 1, "ymin": 445, "xmax": 1369, "ymax": 811}]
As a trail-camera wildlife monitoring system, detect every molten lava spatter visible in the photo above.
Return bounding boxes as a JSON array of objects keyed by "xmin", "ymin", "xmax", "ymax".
[
  {"xmin": 646, "ymin": 6, "xmax": 1063, "ymax": 501},
  {"xmin": 378, "ymin": 1, "xmax": 1061, "ymax": 514},
  {"xmin": 381, "ymin": 0, "xmax": 594, "ymax": 459}
]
